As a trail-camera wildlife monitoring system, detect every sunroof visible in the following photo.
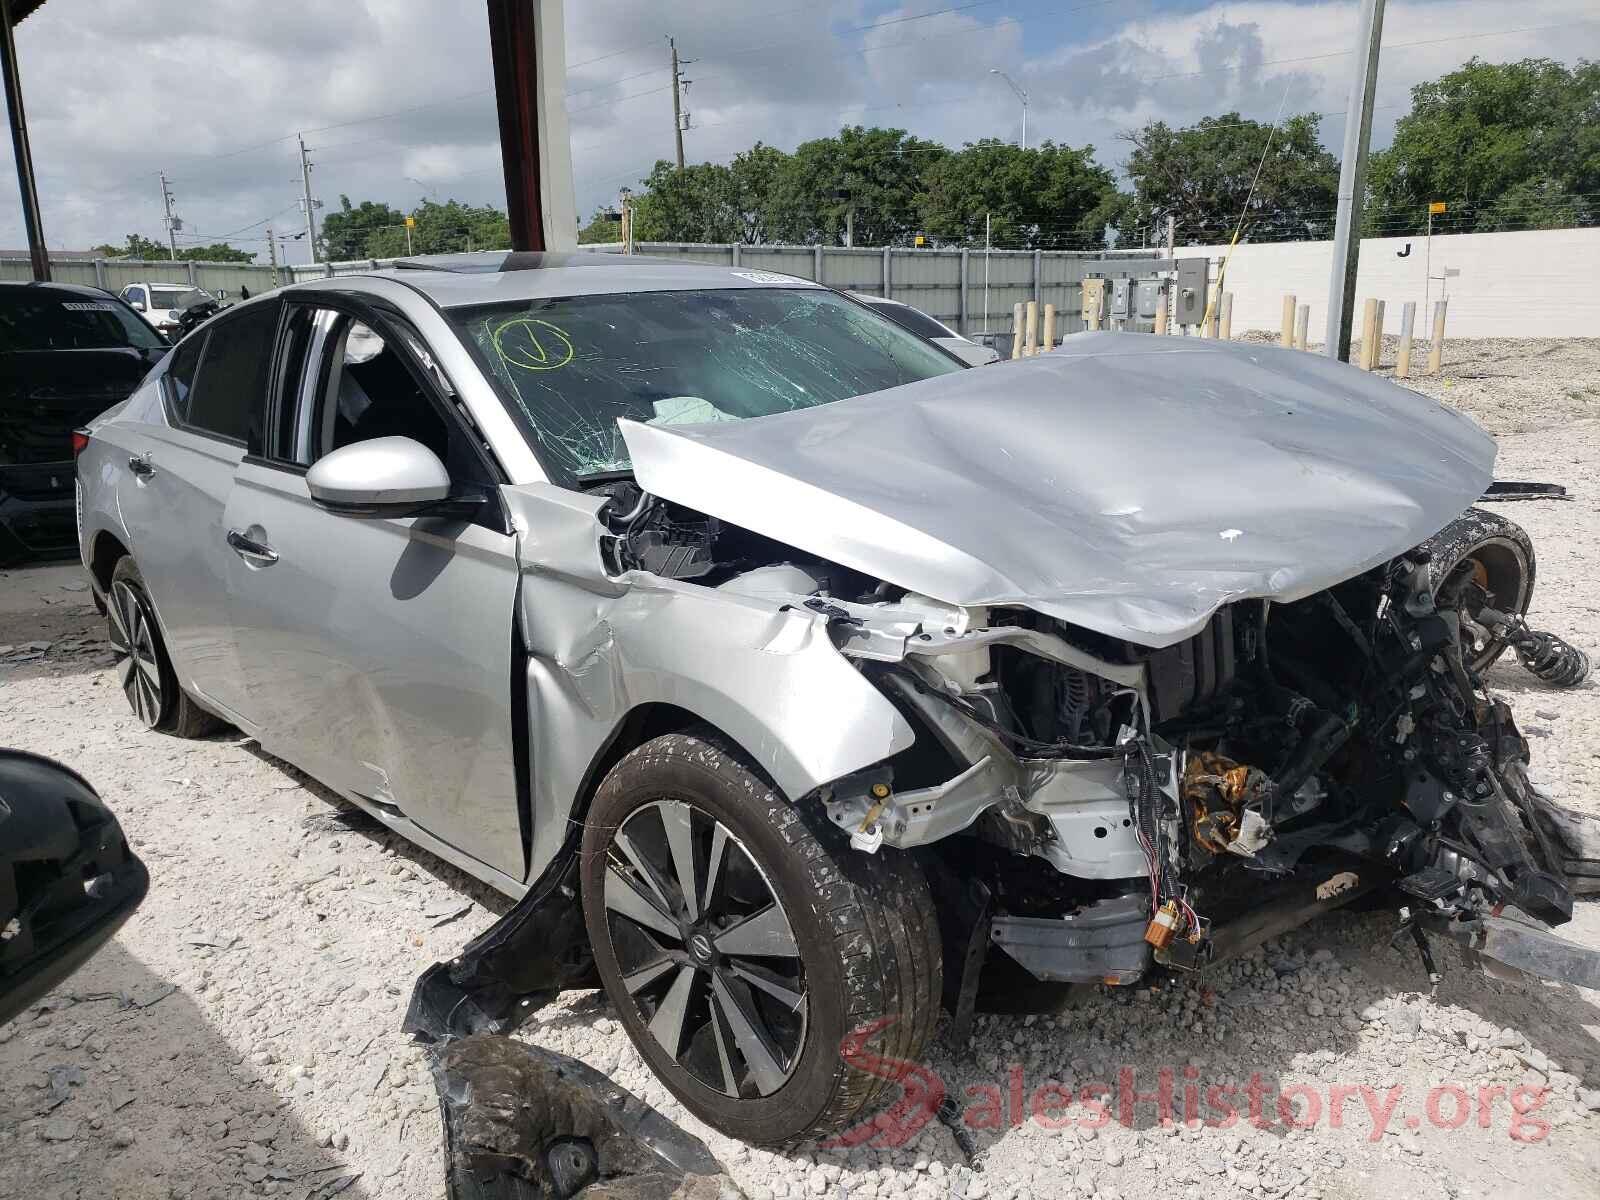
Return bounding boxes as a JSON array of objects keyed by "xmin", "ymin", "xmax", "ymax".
[{"xmin": 392, "ymin": 251, "xmax": 671, "ymax": 273}]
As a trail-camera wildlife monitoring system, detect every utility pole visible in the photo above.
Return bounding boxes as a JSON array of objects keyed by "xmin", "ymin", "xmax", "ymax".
[
  {"xmin": 669, "ymin": 36, "xmax": 692, "ymax": 171},
  {"xmin": 266, "ymin": 223, "xmax": 280, "ymax": 288},
  {"xmin": 1323, "ymin": 0, "xmax": 1386, "ymax": 362},
  {"xmin": 297, "ymin": 133, "xmax": 322, "ymax": 264},
  {"xmin": 159, "ymin": 172, "xmax": 179, "ymax": 260}
]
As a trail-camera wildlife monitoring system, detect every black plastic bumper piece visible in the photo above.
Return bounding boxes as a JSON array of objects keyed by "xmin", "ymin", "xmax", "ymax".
[
  {"xmin": 429, "ymin": 1035, "xmax": 742, "ymax": 1199},
  {"xmin": 404, "ymin": 849, "xmax": 594, "ymax": 1043},
  {"xmin": 988, "ymin": 892, "xmax": 1152, "ymax": 985}
]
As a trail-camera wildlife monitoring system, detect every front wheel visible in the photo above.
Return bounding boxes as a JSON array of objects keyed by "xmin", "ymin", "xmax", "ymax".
[{"xmin": 581, "ymin": 732, "xmax": 942, "ymax": 1146}]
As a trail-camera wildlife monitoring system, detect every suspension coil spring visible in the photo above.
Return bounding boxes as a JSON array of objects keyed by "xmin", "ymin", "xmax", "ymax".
[{"xmin": 1510, "ymin": 625, "xmax": 1591, "ymax": 689}]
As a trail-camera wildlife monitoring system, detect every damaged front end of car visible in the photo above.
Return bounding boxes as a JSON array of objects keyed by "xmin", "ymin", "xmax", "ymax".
[{"xmin": 410, "ymin": 337, "xmax": 1600, "ymax": 1155}]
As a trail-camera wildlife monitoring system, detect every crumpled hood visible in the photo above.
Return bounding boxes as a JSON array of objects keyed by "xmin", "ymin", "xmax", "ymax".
[{"xmin": 620, "ymin": 332, "xmax": 1495, "ymax": 648}]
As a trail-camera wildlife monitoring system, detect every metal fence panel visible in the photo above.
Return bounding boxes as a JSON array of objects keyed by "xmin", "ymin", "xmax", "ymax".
[
  {"xmin": 9, "ymin": 246, "xmax": 1164, "ymax": 343},
  {"xmin": 819, "ymin": 247, "xmax": 886, "ymax": 293},
  {"xmin": 736, "ymin": 246, "xmax": 817, "ymax": 279}
]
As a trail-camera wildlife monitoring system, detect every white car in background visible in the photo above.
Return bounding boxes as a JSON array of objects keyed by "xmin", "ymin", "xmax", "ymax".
[
  {"xmin": 846, "ymin": 291, "xmax": 1001, "ymax": 366},
  {"xmin": 119, "ymin": 282, "xmax": 218, "ymax": 341}
]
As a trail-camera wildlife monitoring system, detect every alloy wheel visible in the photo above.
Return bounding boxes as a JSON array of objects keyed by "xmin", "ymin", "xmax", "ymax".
[
  {"xmin": 107, "ymin": 580, "xmax": 164, "ymax": 728},
  {"xmin": 602, "ymin": 799, "xmax": 808, "ymax": 1099}
]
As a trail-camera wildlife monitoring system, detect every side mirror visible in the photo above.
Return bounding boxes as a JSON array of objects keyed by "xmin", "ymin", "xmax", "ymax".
[
  {"xmin": 131, "ymin": 301, "xmax": 145, "ymax": 312},
  {"xmin": 0, "ymin": 750, "xmax": 148, "ymax": 1028},
  {"xmin": 306, "ymin": 435, "xmax": 456, "ymax": 519}
]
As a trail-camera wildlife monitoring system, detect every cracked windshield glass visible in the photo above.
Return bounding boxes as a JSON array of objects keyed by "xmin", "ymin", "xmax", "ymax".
[{"xmin": 449, "ymin": 286, "xmax": 959, "ymax": 481}]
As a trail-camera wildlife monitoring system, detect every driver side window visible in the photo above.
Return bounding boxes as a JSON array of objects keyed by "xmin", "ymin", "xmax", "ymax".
[
  {"xmin": 124, "ymin": 286, "xmax": 147, "ymax": 311},
  {"xmin": 275, "ymin": 307, "xmax": 450, "ymax": 469}
]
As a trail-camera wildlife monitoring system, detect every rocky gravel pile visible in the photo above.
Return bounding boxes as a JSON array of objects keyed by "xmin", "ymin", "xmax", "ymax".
[{"xmin": 1, "ymin": 345, "xmax": 1598, "ymax": 1200}]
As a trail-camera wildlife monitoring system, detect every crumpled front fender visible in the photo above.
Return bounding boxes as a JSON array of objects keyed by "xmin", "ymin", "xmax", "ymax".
[{"xmin": 502, "ymin": 484, "xmax": 916, "ymax": 886}]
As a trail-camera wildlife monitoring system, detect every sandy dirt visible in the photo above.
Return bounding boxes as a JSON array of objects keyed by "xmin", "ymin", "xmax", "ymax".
[{"xmin": 1, "ymin": 347, "xmax": 1598, "ymax": 1200}]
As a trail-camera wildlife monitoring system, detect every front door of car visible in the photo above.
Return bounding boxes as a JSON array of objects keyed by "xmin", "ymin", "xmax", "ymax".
[{"xmin": 221, "ymin": 300, "xmax": 526, "ymax": 882}]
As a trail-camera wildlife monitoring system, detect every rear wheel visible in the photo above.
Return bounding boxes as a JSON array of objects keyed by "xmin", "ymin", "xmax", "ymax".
[
  {"xmin": 107, "ymin": 556, "xmax": 221, "ymax": 738},
  {"xmin": 581, "ymin": 731, "xmax": 942, "ymax": 1146}
]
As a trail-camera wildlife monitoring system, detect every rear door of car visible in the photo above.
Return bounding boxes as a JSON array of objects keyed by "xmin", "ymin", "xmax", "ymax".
[
  {"xmin": 221, "ymin": 294, "xmax": 526, "ymax": 882},
  {"xmin": 117, "ymin": 301, "xmax": 282, "ymax": 722}
]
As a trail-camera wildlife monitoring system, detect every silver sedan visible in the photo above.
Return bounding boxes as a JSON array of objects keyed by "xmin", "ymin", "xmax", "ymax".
[{"xmin": 75, "ymin": 251, "xmax": 1584, "ymax": 1145}]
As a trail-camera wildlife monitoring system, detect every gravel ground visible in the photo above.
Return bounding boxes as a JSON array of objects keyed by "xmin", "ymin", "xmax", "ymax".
[{"xmin": 2, "ymin": 344, "xmax": 1599, "ymax": 1200}]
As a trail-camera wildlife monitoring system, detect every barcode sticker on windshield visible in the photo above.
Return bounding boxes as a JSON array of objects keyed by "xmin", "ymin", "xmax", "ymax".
[
  {"xmin": 61, "ymin": 301, "xmax": 118, "ymax": 312},
  {"xmin": 730, "ymin": 270, "xmax": 816, "ymax": 286}
]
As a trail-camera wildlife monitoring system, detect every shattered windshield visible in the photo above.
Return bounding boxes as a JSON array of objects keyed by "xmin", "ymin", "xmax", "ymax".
[{"xmin": 447, "ymin": 287, "xmax": 960, "ymax": 482}]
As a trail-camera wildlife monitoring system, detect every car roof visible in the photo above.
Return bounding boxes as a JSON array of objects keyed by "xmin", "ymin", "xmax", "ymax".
[
  {"xmin": 295, "ymin": 250, "xmax": 825, "ymax": 308},
  {"xmin": 0, "ymin": 280, "xmax": 117, "ymax": 300}
]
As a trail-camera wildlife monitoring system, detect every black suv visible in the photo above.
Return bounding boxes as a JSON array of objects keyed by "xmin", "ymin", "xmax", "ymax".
[{"xmin": 0, "ymin": 282, "xmax": 168, "ymax": 563}]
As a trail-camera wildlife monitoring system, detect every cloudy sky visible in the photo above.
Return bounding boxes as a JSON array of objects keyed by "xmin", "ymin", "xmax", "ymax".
[{"xmin": 3, "ymin": 0, "xmax": 1596, "ymax": 262}]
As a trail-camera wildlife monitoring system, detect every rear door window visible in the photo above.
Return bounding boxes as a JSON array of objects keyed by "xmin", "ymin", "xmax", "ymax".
[
  {"xmin": 164, "ymin": 332, "xmax": 207, "ymax": 424},
  {"xmin": 180, "ymin": 302, "xmax": 281, "ymax": 448}
]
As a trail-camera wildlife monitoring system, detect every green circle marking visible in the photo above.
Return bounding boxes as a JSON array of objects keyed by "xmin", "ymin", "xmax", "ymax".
[{"xmin": 492, "ymin": 317, "xmax": 574, "ymax": 371}]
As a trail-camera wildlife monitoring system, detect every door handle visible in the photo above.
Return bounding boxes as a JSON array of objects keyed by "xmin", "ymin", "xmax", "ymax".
[
  {"xmin": 226, "ymin": 529, "xmax": 279, "ymax": 565},
  {"xmin": 128, "ymin": 454, "xmax": 154, "ymax": 477}
]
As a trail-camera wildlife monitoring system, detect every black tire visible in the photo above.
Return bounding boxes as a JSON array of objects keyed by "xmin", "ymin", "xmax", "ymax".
[
  {"xmin": 581, "ymin": 731, "xmax": 942, "ymax": 1146},
  {"xmin": 107, "ymin": 556, "xmax": 222, "ymax": 738},
  {"xmin": 1419, "ymin": 507, "xmax": 1535, "ymax": 673}
]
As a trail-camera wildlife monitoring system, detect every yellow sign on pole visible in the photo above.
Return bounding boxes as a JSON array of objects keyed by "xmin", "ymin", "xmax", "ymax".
[
  {"xmin": 405, "ymin": 216, "xmax": 416, "ymax": 228},
  {"xmin": 1427, "ymin": 201, "xmax": 1447, "ymax": 214}
]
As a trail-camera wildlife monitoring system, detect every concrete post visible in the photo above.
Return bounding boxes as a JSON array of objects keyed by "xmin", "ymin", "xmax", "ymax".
[
  {"xmin": 1359, "ymin": 298, "xmax": 1379, "ymax": 369},
  {"xmin": 1042, "ymin": 303, "xmax": 1056, "ymax": 352},
  {"xmin": 813, "ymin": 244, "xmax": 823, "ymax": 282},
  {"xmin": 731, "ymin": 243, "xmax": 741, "ymax": 266},
  {"xmin": 1280, "ymin": 295, "xmax": 1296, "ymax": 348},
  {"xmin": 1011, "ymin": 302, "xmax": 1024, "ymax": 360},
  {"xmin": 1154, "ymin": 291, "xmax": 1168, "ymax": 336},
  {"xmin": 959, "ymin": 249, "xmax": 970, "ymax": 337},
  {"xmin": 1023, "ymin": 300, "xmax": 1038, "ymax": 356},
  {"xmin": 1372, "ymin": 300, "xmax": 1386, "ymax": 369},
  {"xmin": 1295, "ymin": 304, "xmax": 1310, "ymax": 350},
  {"xmin": 186, "ymin": 260, "xmax": 198, "ymax": 285},
  {"xmin": 1396, "ymin": 300, "xmax": 1416, "ymax": 378},
  {"xmin": 1427, "ymin": 298, "xmax": 1448, "ymax": 374},
  {"xmin": 882, "ymin": 246, "xmax": 891, "ymax": 299},
  {"xmin": 93, "ymin": 258, "xmax": 106, "ymax": 289},
  {"xmin": 1219, "ymin": 292, "xmax": 1233, "ymax": 340}
]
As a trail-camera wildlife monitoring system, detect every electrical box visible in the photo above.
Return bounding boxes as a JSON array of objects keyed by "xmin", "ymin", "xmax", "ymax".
[
  {"xmin": 1081, "ymin": 278, "xmax": 1106, "ymax": 330},
  {"xmin": 1135, "ymin": 278, "xmax": 1165, "ymax": 321},
  {"xmin": 1174, "ymin": 258, "xmax": 1208, "ymax": 326},
  {"xmin": 1109, "ymin": 277, "xmax": 1133, "ymax": 322}
]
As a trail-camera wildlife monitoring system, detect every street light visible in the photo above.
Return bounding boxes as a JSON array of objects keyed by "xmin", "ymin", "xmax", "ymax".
[{"xmin": 990, "ymin": 68, "xmax": 1028, "ymax": 149}]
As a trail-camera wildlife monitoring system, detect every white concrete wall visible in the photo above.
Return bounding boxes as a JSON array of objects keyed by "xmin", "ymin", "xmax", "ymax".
[{"xmin": 1186, "ymin": 227, "xmax": 1600, "ymax": 340}]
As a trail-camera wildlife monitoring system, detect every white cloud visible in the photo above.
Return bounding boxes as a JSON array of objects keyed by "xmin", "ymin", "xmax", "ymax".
[{"xmin": 0, "ymin": 0, "xmax": 1594, "ymax": 256}]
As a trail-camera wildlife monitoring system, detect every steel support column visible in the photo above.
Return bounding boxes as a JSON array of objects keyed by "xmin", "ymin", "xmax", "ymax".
[
  {"xmin": 487, "ymin": 0, "xmax": 546, "ymax": 252},
  {"xmin": 1, "ymin": 0, "xmax": 48, "ymax": 281}
]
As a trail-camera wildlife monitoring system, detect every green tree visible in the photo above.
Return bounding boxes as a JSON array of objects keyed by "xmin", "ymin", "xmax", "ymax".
[
  {"xmin": 90, "ymin": 233, "xmax": 255, "ymax": 261},
  {"xmin": 364, "ymin": 199, "xmax": 513, "ymax": 257},
  {"xmin": 918, "ymin": 139, "xmax": 1121, "ymax": 249},
  {"xmin": 766, "ymin": 126, "xmax": 946, "ymax": 245},
  {"xmin": 577, "ymin": 207, "xmax": 622, "ymax": 244},
  {"xmin": 727, "ymin": 143, "xmax": 790, "ymax": 243},
  {"xmin": 630, "ymin": 161, "xmax": 742, "ymax": 242},
  {"xmin": 1366, "ymin": 58, "xmax": 1600, "ymax": 235},
  {"xmin": 319, "ymin": 196, "xmax": 405, "ymax": 260},
  {"xmin": 1122, "ymin": 112, "xmax": 1339, "ymax": 243}
]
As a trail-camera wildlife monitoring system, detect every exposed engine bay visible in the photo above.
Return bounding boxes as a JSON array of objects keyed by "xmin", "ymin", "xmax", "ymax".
[{"xmin": 580, "ymin": 485, "xmax": 1597, "ymax": 1003}]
